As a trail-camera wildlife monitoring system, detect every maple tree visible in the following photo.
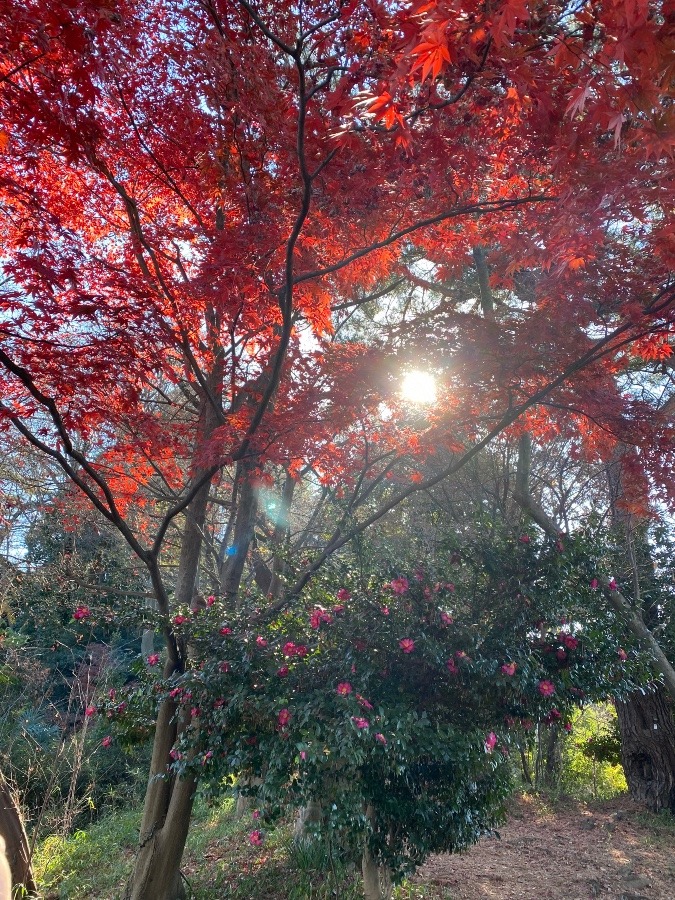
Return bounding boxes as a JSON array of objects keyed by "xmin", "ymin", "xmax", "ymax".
[{"xmin": 0, "ymin": 0, "xmax": 673, "ymax": 897}]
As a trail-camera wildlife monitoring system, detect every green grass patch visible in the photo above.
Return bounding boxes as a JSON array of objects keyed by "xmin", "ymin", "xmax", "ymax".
[{"xmin": 35, "ymin": 806, "xmax": 139, "ymax": 899}]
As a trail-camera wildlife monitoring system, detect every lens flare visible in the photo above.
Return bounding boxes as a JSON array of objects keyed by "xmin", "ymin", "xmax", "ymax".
[{"xmin": 401, "ymin": 371, "xmax": 437, "ymax": 405}]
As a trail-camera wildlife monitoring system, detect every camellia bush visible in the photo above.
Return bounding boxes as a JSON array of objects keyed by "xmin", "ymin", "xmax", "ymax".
[{"xmin": 102, "ymin": 530, "xmax": 647, "ymax": 894}]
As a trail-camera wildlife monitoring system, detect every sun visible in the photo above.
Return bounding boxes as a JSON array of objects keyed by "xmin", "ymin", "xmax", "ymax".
[{"xmin": 400, "ymin": 370, "xmax": 437, "ymax": 405}]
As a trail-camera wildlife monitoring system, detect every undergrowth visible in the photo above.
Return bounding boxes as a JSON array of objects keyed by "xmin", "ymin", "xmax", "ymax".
[{"xmin": 33, "ymin": 794, "xmax": 454, "ymax": 899}]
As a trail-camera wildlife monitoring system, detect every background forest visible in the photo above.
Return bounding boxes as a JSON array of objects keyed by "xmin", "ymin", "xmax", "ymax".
[{"xmin": 0, "ymin": 0, "xmax": 673, "ymax": 898}]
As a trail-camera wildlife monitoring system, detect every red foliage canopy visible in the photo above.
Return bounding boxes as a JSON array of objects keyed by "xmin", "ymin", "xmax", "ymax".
[{"xmin": 0, "ymin": 0, "xmax": 672, "ymax": 529}]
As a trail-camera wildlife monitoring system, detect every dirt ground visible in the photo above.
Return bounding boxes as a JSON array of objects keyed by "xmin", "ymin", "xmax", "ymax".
[{"xmin": 415, "ymin": 795, "xmax": 675, "ymax": 900}]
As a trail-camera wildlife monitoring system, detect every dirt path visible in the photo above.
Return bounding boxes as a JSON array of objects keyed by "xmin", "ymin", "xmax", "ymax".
[{"xmin": 415, "ymin": 796, "xmax": 675, "ymax": 899}]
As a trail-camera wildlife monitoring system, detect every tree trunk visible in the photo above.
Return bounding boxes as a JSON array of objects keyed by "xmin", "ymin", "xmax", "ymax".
[
  {"xmin": 361, "ymin": 805, "xmax": 392, "ymax": 900},
  {"xmin": 606, "ymin": 448, "xmax": 675, "ymax": 811},
  {"xmin": 543, "ymin": 725, "xmax": 562, "ymax": 789},
  {"xmin": 221, "ymin": 461, "xmax": 258, "ymax": 602},
  {"xmin": 361, "ymin": 845, "xmax": 392, "ymax": 900},
  {"xmin": 293, "ymin": 799, "xmax": 322, "ymax": 839},
  {"xmin": 127, "ymin": 389, "xmax": 217, "ymax": 899},
  {"xmin": 0, "ymin": 835, "xmax": 11, "ymax": 900},
  {"xmin": 0, "ymin": 771, "xmax": 37, "ymax": 897},
  {"xmin": 616, "ymin": 686, "xmax": 675, "ymax": 812},
  {"xmin": 125, "ymin": 698, "xmax": 196, "ymax": 900}
]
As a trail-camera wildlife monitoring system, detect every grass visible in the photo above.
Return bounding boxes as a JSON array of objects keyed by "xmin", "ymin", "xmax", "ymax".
[
  {"xmin": 631, "ymin": 806, "xmax": 675, "ymax": 849},
  {"xmin": 33, "ymin": 794, "xmax": 454, "ymax": 899},
  {"xmin": 35, "ymin": 806, "xmax": 139, "ymax": 899}
]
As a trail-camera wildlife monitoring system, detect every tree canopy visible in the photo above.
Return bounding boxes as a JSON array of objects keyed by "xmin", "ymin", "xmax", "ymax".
[{"xmin": 0, "ymin": 1, "xmax": 673, "ymax": 897}]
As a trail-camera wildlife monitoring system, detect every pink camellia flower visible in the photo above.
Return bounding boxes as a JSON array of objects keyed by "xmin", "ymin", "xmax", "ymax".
[
  {"xmin": 557, "ymin": 630, "xmax": 577, "ymax": 649},
  {"xmin": 277, "ymin": 665, "xmax": 289, "ymax": 677},
  {"xmin": 169, "ymin": 687, "xmax": 182, "ymax": 700},
  {"xmin": 590, "ymin": 578, "xmax": 599, "ymax": 589},
  {"xmin": 375, "ymin": 733, "xmax": 387, "ymax": 745},
  {"xmin": 351, "ymin": 716, "xmax": 369, "ymax": 729},
  {"xmin": 336, "ymin": 588, "xmax": 351, "ymax": 601},
  {"xmin": 101, "ymin": 736, "xmax": 112, "ymax": 748},
  {"xmin": 213, "ymin": 698, "xmax": 225, "ymax": 708},
  {"xmin": 564, "ymin": 722, "xmax": 573, "ymax": 732},
  {"xmin": 336, "ymin": 682, "xmax": 353, "ymax": 696},
  {"xmin": 556, "ymin": 649, "xmax": 567, "ymax": 662},
  {"xmin": 446, "ymin": 658, "xmax": 459, "ymax": 675},
  {"xmin": 282, "ymin": 641, "xmax": 297, "ymax": 656},
  {"xmin": 206, "ymin": 594, "xmax": 215, "ymax": 606},
  {"xmin": 333, "ymin": 604, "xmax": 346, "ymax": 615},
  {"xmin": 389, "ymin": 576, "xmax": 409, "ymax": 594},
  {"xmin": 440, "ymin": 612, "xmax": 454, "ymax": 626},
  {"xmin": 256, "ymin": 636, "xmax": 268, "ymax": 647},
  {"xmin": 300, "ymin": 750, "xmax": 307, "ymax": 760},
  {"xmin": 446, "ymin": 583, "xmax": 455, "ymax": 592},
  {"xmin": 73, "ymin": 606, "xmax": 91, "ymax": 620},
  {"xmin": 117, "ymin": 701, "xmax": 127, "ymax": 713},
  {"xmin": 252, "ymin": 809, "xmax": 260, "ymax": 819},
  {"xmin": 173, "ymin": 614, "xmax": 188, "ymax": 626},
  {"xmin": 219, "ymin": 626, "xmax": 232, "ymax": 636},
  {"xmin": 357, "ymin": 694, "xmax": 373, "ymax": 710},
  {"xmin": 501, "ymin": 662, "xmax": 516, "ymax": 677},
  {"xmin": 538, "ymin": 680, "xmax": 556, "ymax": 697},
  {"xmin": 543, "ymin": 708, "xmax": 562, "ymax": 726},
  {"xmin": 310, "ymin": 610, "xmax": 322, "ymax": 629},
  {"xmin": 608, "ymin": 578, "xmax": 618, "ymax": 591},
  {"xmin": 85, "ymin": 705, "xmax": 96, "ymax": 717},
  {"xmin": 617, "ymin": 648, "xmax": 628, "ymax": 661},
  {"xmin": 380, "ymin": 606, "xmax": 390, "ymax": 616},
  {"xmin": 249, "ymin": 830, "xmax": 263, "ymax": 846},
  {"xmin": 484, "ymin": 732, "xmax": 498, "ymax": 753},
  {"xmin": 190, "ymin": 707, "xmax": 200, "ymax": 718},
  {"xmin": 277, "ymin": 708, "xmax": 291, "ymax": 727},
  {"xmin": 521, "ymin": 719, "xmax": 534, "ymax": 731},
  {"xmin": 202, "ymin": 750, "xmax": 214, "ymax": 765},
  {"xmin": 519, "ymin": 534, "xmax": 531, "ymax": 543},
  {"xmin": 108, "ymin": 688, "xmax": 116, "ymax": 700},
  {"xmin": 219, "ymin": 661, "xmax": 230, "ymax": 673},
  {"xmin": 147, "ymin": 653, "xmax": 160, "ymax": 667},
  {"xmin": 399, "ymin": 638, "xmax": 415, "ymax": 654},
  {"xmin": 295, "ymin": 645, "xmax": 308, "ymax": 657}
]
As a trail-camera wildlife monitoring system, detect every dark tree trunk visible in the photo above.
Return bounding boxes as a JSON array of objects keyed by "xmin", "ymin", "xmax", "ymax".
[
  {"xmin": 0, "ymin": 772, "xmax": 37, "ymax": 897},
  {"xmin": 543, "ymin": 725, "xmax": 562, "ymax": 789},
  {"xmin": 607, "ymin": 449, "xmax": 675, "ymax": 811},
  {"xmin": 615, "ymin": 686, "xmax": 675, "ymax": 812},
  {"xmin": 128, "ymin": 360, "xmax": 222, "ymax": 900}
]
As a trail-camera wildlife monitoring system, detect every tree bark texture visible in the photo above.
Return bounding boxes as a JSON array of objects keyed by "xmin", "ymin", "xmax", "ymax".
[
  {"xmin": 361, "ymin": 845, "xmax": 392, "ymax": 900},
  {"xmin": 607, "ymin": 448, "xmax": 675, "ymax": 810},
  {"xmin": 0, "ymin": 771, "xmax": 37, "ymax": 897},
  {"xmin": 615, "ymin": 686, "xmax": 675, "ymax": 812},
  {"xmin": 361, "ymin": 805, "xmax": 393, "ymax": 900},
  {"xmin": 293, "ymin": 799, "xmax": 322, "ymax": 839}
]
